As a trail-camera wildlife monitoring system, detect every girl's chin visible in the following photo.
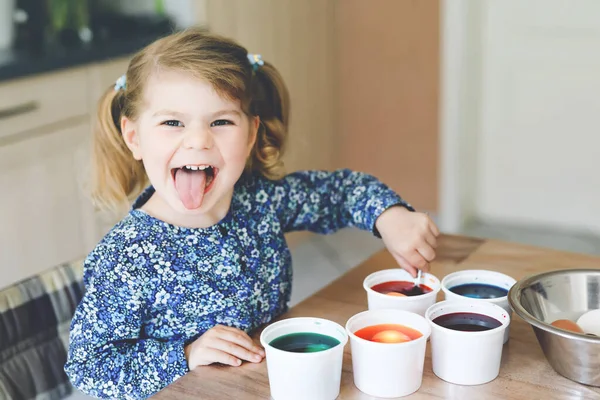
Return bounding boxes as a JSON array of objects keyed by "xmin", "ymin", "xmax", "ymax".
[{"xmin": 173, "ymin": 197, "xmax": 213, "ymax": 213}]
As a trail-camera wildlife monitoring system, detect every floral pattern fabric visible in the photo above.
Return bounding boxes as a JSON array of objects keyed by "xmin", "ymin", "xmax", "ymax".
[{"xmin": 64, "ymin": 169, "xmax": 413, "ymax": 399}]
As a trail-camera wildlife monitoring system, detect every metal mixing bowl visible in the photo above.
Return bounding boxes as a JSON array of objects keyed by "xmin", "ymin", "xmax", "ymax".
[{"xmin": 508, "ymin": 269, "xmax": 600, "ymax": 387}]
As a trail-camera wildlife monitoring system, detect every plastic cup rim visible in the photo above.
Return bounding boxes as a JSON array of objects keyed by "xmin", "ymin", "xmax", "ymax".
[
  {"xmin": 363, "ymin": 269, "xmax": 441, "ymax": 303},
  {"xmin": 260, "ymin": 317, "xmax": 349, "ymax": 358},
  {"xmin": 425, "ymin": 300, "xmax": 510, "ymax": 337},
  {"xmin": 441, "ymin": 269, "xmax": 516, "ymax": 304},
  {"xmin": 345, "ymin": 309, "xmax": 432, "ymax": 347}
]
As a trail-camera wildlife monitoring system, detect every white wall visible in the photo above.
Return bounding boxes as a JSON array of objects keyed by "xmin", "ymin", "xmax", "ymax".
[
  {"xmin": 440, "ymin": 0, "xmax": 600, "ymax": 235},
  {"xmin": 439, "ymin": 0, "xmax": 483, "ymax": 233}
]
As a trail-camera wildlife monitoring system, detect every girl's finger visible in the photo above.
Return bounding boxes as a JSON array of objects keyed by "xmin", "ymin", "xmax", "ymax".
[
  {"xmin": 417, "ymin": 242, "xmax": 436, "ymax": 262},
  {"xmin": 218, "ymin": 325, "xmax": 258, "ymax": 347},
  {"xmin": 424, "ymin": 231, "xmax": 437, "ymax": 249},
  {"xmin": 217, "ymin": 325, "xmax": 247, "ymax": 334},
  {"xmin": 217, "ymin": 325, "xmax": 256, "ymax": 344},
  {"xmin": 405, "ymin": 249, "xmax": 430, "ymax": 272},
  {"xmin": 214, "ymin": 327, "xmax": 265, "ymax": 357},
  {"xmin": 213, "ymin": 325, "xmax": 265, "ymax": 357},
  {"xmin": 429, "ymin": 219, "xmax": 440, "ymax": 236},
  {"xmin": 210, "ymin": 338, "xmax": 264, "ymax": 363},
  {"xmin": 391, "ymin": 252, "xmax": 418, "ymax": 277},
  {"xmin": 200, "ymin": 347, "xmax": 242, "ymax": 367}
]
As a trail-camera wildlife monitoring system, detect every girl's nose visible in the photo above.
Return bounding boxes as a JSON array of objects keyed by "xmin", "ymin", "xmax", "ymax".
[{"xmin": 182, "ymin": 127, "xmax": 213, "ymax": 150}]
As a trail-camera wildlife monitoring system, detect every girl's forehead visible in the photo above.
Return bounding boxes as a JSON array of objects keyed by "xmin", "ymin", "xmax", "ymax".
[{"xmin": 143, "ymin": 71, "xmax": 242, "ymax": 112}]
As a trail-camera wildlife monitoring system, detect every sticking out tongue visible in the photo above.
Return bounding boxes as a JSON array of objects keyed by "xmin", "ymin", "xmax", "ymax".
[{"xmin": 174, "ymin": 168, "xmax": 206, "ymax": 209}]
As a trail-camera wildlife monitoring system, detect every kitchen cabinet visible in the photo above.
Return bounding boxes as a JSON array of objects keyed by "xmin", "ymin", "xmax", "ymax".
[
  {"xmin": 0, "ymin": 57, "xmax": 130, "ymax": 289},
  {"xmin": 0, "ymin": 119, "xmax": 92, "ymax": 288},
  {"xmin": 0, "ymin": 67, "xmax": 89, "ymax": 143}
]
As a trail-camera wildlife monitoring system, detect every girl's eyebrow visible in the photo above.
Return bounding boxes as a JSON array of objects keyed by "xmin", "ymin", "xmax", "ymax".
[
  {"xmin": 152, "ymin": 109, "xmax": 187, "ymax": 118},
  {"xmin": 210, "ymin": 109, "xmax": 242, "ymax": 119},
  {"xmin": 151, "ymin": 109, "xmax": 241, "ymax": 118}
]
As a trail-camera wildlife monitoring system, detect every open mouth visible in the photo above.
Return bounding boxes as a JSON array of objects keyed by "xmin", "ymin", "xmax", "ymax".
[
  {"xmin": 172, "ymin": 165, "xmax": 217, "ymax": 187},
  {"xmin": 171, "ymin": 165, "xmax": 218, "ymax": 209}
]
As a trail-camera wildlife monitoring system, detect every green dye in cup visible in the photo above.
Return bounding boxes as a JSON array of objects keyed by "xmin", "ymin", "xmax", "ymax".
[{"xmin": 269, "ymin": 332, "xmax": 340, "ymax": 353}]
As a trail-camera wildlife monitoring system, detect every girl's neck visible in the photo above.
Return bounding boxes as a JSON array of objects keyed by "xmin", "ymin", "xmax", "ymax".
[{"xmin": 140, "ymin": 190, "xmax": 233, "ymax": 229}]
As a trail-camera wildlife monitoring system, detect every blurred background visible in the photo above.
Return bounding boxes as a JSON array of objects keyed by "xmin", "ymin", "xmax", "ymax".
[{"xmin": 0, "ymin": 0, "xmax": 598, "ymax": 398}]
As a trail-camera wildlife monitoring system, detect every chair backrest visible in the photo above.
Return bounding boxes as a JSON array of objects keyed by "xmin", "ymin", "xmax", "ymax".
[{"xmin": 0, "ymin": 259, "xmax": 84, "ymax": 400}]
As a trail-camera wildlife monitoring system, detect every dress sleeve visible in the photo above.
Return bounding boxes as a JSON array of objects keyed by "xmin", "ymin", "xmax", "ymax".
[{"xmin": 268, "ymin": 169, "xmax": 414, "ymax": 235}]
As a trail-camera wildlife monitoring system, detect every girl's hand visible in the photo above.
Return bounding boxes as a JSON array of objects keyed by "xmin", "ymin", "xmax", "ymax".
[
  {"xmin": 375, "ymin": 206, "xmax": 440, "ymax": 277},
  {"xmin": 184, "ymin": 325, "xmax": 265, "ymax": 369}
]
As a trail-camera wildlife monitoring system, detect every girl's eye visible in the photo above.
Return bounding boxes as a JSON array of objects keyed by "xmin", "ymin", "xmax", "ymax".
[
  {"xmin": 162, "ymin": 120, "xmax": 184, "ymax": 127},
  {"xmin": 211, "ymin": 119, "xmax": 234, "ymax": 127}
]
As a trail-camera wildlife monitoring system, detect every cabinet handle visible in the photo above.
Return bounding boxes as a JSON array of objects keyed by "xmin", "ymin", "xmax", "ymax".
[{"xmin": 0, "ymin": 101, "xmax": 40, "ymax": 120}]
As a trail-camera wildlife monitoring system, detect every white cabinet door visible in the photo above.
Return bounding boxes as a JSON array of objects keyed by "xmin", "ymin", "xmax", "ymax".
[
  {"xmin": 475, "ymin": 0, "xmax": 600, "ymax": 233},
  {"xmin": 0, "ymin": 119, "xmax": 97, "ymax": 288}
]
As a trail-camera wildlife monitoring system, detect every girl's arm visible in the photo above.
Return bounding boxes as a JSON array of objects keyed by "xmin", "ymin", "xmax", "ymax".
[
  {"xmin": 64, "ymin": 253, "xmax": 188, "ymax": 400},
  {"xmin": 269, "ymin": 168, "xmax": 414, "ymax": 235}
]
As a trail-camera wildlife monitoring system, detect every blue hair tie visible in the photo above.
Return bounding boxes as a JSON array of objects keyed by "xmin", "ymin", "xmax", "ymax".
[
  {"xmin": 247, "ymin": 53, "xmax": 264, "ymax": 71},
  {"xmin": 114, "ymin": 74, "xmax": 127, "ymax": 91}
]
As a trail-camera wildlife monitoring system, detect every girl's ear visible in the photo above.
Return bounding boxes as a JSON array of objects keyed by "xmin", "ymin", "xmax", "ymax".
[{"xmin": 121, "ymin": 117, "xmax": 142, "ymax": 160}]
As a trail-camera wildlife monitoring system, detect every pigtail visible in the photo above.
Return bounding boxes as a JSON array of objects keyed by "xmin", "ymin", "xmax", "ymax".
[
  {"xmin": 90, "ymin": 86, "xmax": 147, "ymax": 213},
  {"xmin": 248, "ymin": 61, "xmax": 290, "ymax": 180}
]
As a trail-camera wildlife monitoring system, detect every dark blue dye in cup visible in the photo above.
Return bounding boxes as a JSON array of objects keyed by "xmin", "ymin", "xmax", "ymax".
[
  {"xmin": 449, "ymin": 283, "xmax": 508, "ymax": 299},
  {"xmin": 269, "ymin": 332, "xmax": 340, "ymax": 353},
  {"xmin": 433, "ymin": 312, "xmax": 502, "ymax": 332}
]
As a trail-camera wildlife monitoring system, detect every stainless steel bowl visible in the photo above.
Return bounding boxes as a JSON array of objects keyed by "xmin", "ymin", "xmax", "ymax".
[{"xmin": 508, "ymin": 269, "xmax": 600, "ymax": 387}]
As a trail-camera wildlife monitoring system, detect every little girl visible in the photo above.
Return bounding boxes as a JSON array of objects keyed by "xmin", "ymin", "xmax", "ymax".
[{"xmin": 65, "ymin": 28, "xmax": 439, "ymax": 399}]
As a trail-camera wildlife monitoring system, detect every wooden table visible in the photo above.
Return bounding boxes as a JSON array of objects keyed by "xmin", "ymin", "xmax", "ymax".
[{"xmin": 152, "ymin": 235, "xmax": 600, "ymax": 399}]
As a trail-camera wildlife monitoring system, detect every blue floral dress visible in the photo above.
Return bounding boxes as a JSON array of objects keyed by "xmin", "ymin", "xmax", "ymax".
[{"xmin": 64, "ymin": 169, "xmax": 413, "ymax": 399}]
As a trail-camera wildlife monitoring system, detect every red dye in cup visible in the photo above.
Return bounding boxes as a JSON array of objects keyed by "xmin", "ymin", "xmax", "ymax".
[
  {"xmin": 371, "ymin": 281, "xmax": 433, "ymax": 297},
  {"xmin": 354, "ymin": 324, "xmax": 423, "ymax": 343}
]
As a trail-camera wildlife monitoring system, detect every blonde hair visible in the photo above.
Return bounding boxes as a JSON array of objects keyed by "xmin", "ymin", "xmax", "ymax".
[{"xmin": 91, "ymin": 28, "xmax": 290, "ymax": 212}]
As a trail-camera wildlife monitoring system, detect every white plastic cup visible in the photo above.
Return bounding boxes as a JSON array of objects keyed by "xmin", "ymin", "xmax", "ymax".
[
  {"xmin": 441, "ymin": 270, "xmax": 516, "ymax": 343},
  {"xmin": 363, "ymin": 269, "xmax": 441, "ymax": 316},
  {"xmin": 425, "ymin": 301, "xmax": 510, "ymax": 385},
  {"xmin": 260, "ymin": 317, "xmax": 348, "ymax": 400},
  {"xmin": 345, "ymin": 309, "xmax": 431, "ymax": 398}
]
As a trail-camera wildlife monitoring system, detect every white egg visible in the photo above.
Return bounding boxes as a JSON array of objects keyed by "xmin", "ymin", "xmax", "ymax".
[{"xmin": 576, "ymin": 309, "xmax": 600, "ymax": 336}]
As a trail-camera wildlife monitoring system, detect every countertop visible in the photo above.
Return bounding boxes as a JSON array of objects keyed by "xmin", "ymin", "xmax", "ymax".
[{"xmin": 151, "ymin": 234, "xmax": 600, "ymax": 399}]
